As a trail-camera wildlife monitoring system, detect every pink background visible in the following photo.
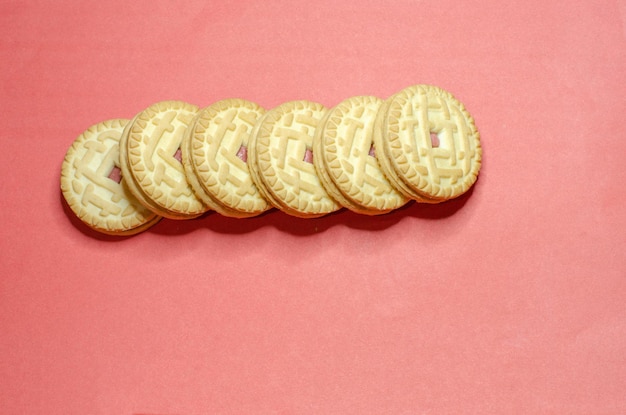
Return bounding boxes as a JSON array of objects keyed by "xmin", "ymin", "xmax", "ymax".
[{"xmin": 1, "ymin": 0, "xmax": 625, "ymax": 413}]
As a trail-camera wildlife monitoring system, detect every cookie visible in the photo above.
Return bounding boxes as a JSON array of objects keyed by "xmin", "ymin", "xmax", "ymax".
[
  {"xmin": 373, "ymin": 85, "xmax": 482, "ymax": 202},
  {"xmin": 249, "ymin": 100, "xmax": 340, "ymax": 218},
  {"xmin": 313, "ymin": 95, "xmax": 409, "ymax": 215},
  {"xmin": 182, "ymin": 99, "xmax": 270, "ymax": 218},
  {"xmin": 60, "ymin": 119, "xmax": 161, "ymax": 235},
  {"xmin": 119, "ymin": 100, "xmax": 209, "ymax": 219}
]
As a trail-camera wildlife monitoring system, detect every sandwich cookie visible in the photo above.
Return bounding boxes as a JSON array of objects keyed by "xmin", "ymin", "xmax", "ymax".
[
  {"xmin": 61, "ymin": 119, "xmax": 161, "ymax": 235},
  {"xmin": 119, "ymin": 100, "xmax": 208, "ymax": 219},
  {"xmin": 313, "ymin": 95, "xmax": 409, "ymax": 215},
  {"xmin": 373, "ymin": 85, "xmax": 481, "ymax": 202},
  {"xmin": 182, "ymin": 99, "xmax": 270, "ymax": 218},
  {"xmin": 249, "ymin": 100, "xmax": 340, "ymax": 218}
]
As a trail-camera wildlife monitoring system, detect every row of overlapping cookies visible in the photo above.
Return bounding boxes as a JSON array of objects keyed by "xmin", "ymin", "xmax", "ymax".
[{"xmin": 61, "ymin": 84, "xmax": 482, "ymax": 235}]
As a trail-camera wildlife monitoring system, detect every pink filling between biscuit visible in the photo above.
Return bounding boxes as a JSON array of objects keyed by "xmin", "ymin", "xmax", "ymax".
[
  {"xmin": 107, "ymin": 166, "xmax": 122, "ymax": 183},
  {"xmin": 368, "ymin": 143, "xmax": 376, "ymax": 157},
  {"xmin": 303, "ymin": 147, "xmax": 314, "ymax": 164},
  {"xmin": 173, "ymin": 147, "xmax": 183, "ymax": 163},
  {"xmin": 430, "ymin": 132, "xmax": 440, "ymax": 148},
  {"xmin": 236, "ymin": 145, "xmax": 248, "ymax": 162}
]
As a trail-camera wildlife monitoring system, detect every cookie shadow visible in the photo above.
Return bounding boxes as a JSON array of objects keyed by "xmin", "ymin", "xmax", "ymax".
[
  {"xmin": 200, "ymin": 208, "xmax": 341, "ymax": 236},
  {"xmin": 63, "ymin": 185, "xmax": 475, "ymax": 239},
  {"xmin": 201, "ymin": 184, "xmax": 473, "ymax": 236},
  {"xmin": 403, "ymin": 185, "xmax": 474, "ymax": 220}
]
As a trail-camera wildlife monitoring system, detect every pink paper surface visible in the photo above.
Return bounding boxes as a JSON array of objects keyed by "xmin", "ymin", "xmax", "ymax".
[{"xmin": 1, "ymin": 1, "xmax": 625, "ymax": 414}]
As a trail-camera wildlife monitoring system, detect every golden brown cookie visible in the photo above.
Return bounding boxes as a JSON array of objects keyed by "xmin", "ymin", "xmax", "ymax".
[
  {"xmin": 373, "ymin": 85, "xmax": 482, "ymax": 202},
  {"xmin": 182, "ymin": 99, "xmax": 270, "ymax": 218},
  {"xmin": 119, "ymin": 100, "xmax": 209, "ymax": 219},
  {"xmin": 249, "ymin": 100, "xmax": 340, "ymax": 218},
  {"xmin": 313, "ymin": 95, "xmax": 409, "ymax": 215},
  {"xmin": 61, "ymin": 119, "xmax": 161, "ymax": 235}
]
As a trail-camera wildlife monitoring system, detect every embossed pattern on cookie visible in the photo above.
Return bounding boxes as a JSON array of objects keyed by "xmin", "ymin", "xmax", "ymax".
[
  {"xmin": 253, "ymin": 100, "xmax": 340, "ymax": 218},
  {"xmin": 316, "ymin": 96, "xmax": 409, "ymax": 214},
  {"xmin": 383, "ymin": 85, "xmax": 481, "ymax": 201},
  {"xmin": 62, "ymin": 84, "xmax": 481, "ymax": 236},
  {"xmin": 60, "ymin": 119, "xmax": 161, "ymax": 235},
  {"xmin": 183, "ymin": 99, "xmax": 269, "ymax": 218},
  {"xmin": 123, "ymin": 100, "xmax": 207, "ymax": 219}
]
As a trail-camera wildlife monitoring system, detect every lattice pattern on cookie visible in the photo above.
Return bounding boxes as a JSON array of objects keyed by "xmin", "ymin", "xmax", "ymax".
[
  {"xmin": 255, "ymin": 101, "xmax": 339, "ymax": 216},
  {"xmin": 386, "ymin": 85, "xmax": 481, "ymax": 200},
  {"xmin": 61, "ymin": 119, "xmax": 158, "ymax": 234},
  {"xmin": 189, "ymin": 99, "xmax": 269, "ymax": 215},
  {"xmin": 126, "ymin": 101, "xmax": 205, "ymax": 216},
  {"xmin": 63, "ymin": 84, "xmax": 482, "ymax": 234},
  {"xmin": 321, "ymin": 96, "xmax": 408, "ymax": 212}
]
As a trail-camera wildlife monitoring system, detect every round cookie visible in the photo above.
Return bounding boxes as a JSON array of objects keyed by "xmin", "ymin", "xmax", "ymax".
[
  {"xmin": 182, "ymin": 99, "xmax": 270, "ymax": 218},
  {"xmin": 313, "ymin": 95, "xmax": 409, "ymax": 215},
  {"xmin": 373, "ymin": 85, "xmax": 482, "ymax": 202},
  {"xmin": 119, "ymin": 100, "xmax": 209, "ymax": 219},
  {"xmin": 61, "ymin": 119, "xmax": 161, "ymax": 235},
  {"xmin": 249, "ymin": 100, "xmax": 340, "ymax": 218}
]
